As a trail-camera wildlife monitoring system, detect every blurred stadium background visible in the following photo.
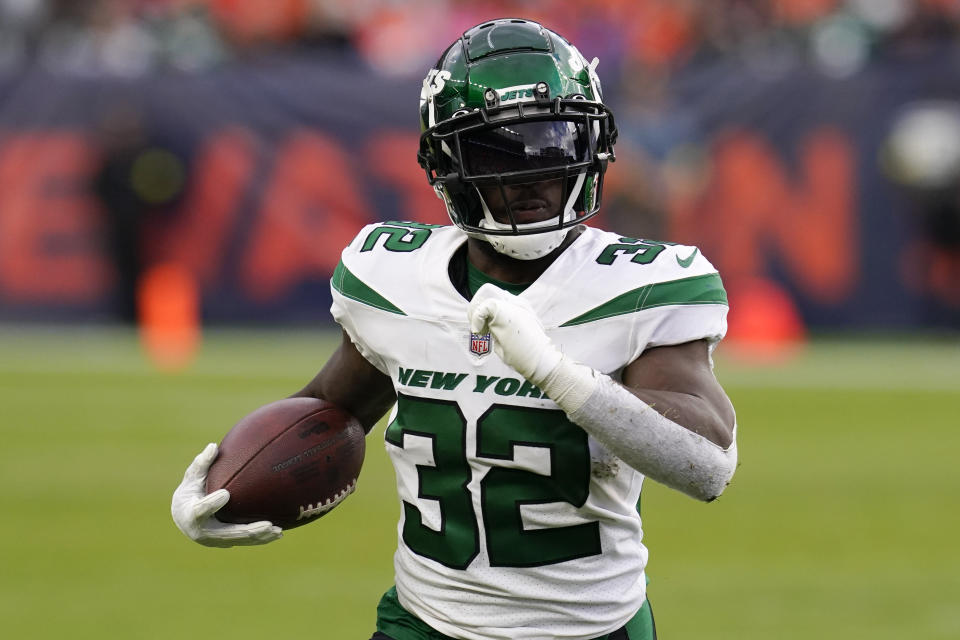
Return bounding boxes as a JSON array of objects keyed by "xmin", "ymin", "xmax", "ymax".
[{"xmin": 0, "ymin": 1, "xmax": 958, "ymax": 638}]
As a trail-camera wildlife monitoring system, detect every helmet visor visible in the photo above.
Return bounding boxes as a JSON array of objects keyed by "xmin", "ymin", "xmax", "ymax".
[{"xmin": 461, "ymin": 120, "xmax": 591, "ymax": 177}]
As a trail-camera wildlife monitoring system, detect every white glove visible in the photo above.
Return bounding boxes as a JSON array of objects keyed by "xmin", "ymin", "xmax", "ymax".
[
  {"xmin": 468, "ymin": 283, "xmax": 599, "ymax": 412},
  {"xmin": 171, "ymin": 443, "xmax": 283, "ymax": 548},
  {"xmin": 467, "ymin": 283, "xmax": 562, "ymax": 385}
]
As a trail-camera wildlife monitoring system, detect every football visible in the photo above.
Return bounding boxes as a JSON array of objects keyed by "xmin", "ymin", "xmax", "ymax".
[{"xmin": 205, "ymin": 397, "xmax": 365, "ymax": 529}]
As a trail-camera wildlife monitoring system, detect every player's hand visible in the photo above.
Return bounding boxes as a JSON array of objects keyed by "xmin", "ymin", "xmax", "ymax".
[
  {"xmin": 467, "ymin": 283, "xmax": 563, "ymax": 386},
  {"xmin": 171, "ymin": 443, "xmax": 283, "ymax": 548}
]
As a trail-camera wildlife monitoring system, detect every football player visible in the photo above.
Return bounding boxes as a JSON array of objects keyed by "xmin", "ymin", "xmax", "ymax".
[{"xmin": 173, "ymin": 18, "xmax": 738, "ymax": 640}]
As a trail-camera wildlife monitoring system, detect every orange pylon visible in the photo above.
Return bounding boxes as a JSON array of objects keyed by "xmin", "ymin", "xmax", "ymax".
[{"xmin": 137, "ymin": 262, "xmax": 201, "ymax": 372}]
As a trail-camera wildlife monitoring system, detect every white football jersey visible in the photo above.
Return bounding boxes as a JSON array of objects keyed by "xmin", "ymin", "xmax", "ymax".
[{"xmin": 330, "ymin": 222, "xmax": 728, "ymax": 640}]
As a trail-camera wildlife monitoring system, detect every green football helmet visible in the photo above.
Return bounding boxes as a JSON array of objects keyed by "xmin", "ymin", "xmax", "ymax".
[{"xmin": 418, "ymin": 18, "xmax": 617, "ymax": 260}]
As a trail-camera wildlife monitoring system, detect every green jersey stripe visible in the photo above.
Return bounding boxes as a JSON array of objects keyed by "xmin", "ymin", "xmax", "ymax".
[
  {"xmin": 332, "ymin": 260, "xmax": 406, "ymax": 315},
  {"xmin": 560, "ymin": 272, "xmax": 727, "ymax": 327}
]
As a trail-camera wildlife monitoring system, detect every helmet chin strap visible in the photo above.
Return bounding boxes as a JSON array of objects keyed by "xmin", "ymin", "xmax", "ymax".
[{"xmin": 474, "ymin": 173, "xmax": 586, "ymax": 261}]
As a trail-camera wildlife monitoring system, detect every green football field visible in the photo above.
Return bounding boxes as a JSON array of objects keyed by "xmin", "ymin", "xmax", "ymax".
[{"xmin": 1, "ymin": 326, "xmax": 957, "ymax": 639}]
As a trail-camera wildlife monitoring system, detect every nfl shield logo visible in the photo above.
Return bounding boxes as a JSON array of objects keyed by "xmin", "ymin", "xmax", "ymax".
[{"xmin": 470, "ymin": 333, "xmax": 491, "ymax": 356}]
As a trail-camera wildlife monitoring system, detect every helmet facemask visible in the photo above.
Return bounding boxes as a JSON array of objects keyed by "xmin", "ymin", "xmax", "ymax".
[{"xmin": 420, "ymin": 94, "xmax": 616, "ymax": 260}]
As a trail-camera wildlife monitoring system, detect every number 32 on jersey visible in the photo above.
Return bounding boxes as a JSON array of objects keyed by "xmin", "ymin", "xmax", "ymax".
[{"xmin": 386, "ymin": 394, "xmax": 601, "ymax": 570}]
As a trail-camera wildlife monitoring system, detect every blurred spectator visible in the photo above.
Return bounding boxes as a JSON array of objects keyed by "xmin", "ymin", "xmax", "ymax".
[
  {"xmin": 884, "ymin": 100, "xmax": 960, "ymax": 306},
  {"xmin": 93, "ymin": 103, "xmax": 186, "ymax": 322},
  {"xmin": 1, "ymin": 0, "xmax": 960, "ymax": 77},
  {"xmin": 93, "ymin": 105, "xmax": 151, "ymax": 322}
]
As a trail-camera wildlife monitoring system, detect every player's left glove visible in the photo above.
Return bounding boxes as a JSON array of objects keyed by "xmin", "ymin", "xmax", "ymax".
[
  {"xmin": 467, "ymin": 283, "xmax": 561, "ymax": 384},
  {"xmin": 171, "ymin": 443, "xmax": 283, "ymax": 548},
  {"xmin": 467, "ymin": 284, "xmax": 736, "ymax": 502},
  {"xmin": 467, "ymin": 283, "xmax": 597, "ymax": 410}
]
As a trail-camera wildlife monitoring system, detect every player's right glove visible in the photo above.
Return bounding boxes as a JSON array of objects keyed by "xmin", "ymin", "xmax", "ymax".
[{"xmin": 171, "ymin": 443, "xmax": 283, "ymax": 547}]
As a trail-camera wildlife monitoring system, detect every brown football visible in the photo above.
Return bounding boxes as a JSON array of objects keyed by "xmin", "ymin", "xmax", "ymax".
[{"xmin": 205, "ymin": 397, "xmax": 365, "ymax": 529}]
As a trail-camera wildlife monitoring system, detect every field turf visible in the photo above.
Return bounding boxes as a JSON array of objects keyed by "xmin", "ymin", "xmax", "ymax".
[{"xmin": 0, "ymin": 327, "xmax": 957, "ymax": 639}]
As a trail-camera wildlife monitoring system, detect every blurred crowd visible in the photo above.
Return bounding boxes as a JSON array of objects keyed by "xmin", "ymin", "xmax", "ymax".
[
  {"xmin": 2, "ymin": 0, "xmax": 960, "ymax": 325},
  {"xmin": 1, "ymin": 0, "xmax": 960, "ymax": 77}
]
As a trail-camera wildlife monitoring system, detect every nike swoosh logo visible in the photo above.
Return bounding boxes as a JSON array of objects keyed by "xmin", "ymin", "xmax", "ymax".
[{"xmin": 676, "ymin": 248, "xmax": 699, "ymax": 268}]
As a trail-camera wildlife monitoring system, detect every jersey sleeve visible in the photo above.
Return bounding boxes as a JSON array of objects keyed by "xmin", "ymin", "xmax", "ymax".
[
  {"xmin": 551, "ymin": 236, "xmax": 728, "ymax": 368},
  {"xmin": 640, "ymin": 249, "xmax": 727, "ymax": 345},
  {"xmin": 328, "ymin": 225, "xmax": 395, "ymax": 376},
  {"xmin": 630, "ymin": 247, "xmax": 728, "ymax": 361},
  {"xmin": 330, "ymin": 295, "xmax": 391, "ymax": 376}
]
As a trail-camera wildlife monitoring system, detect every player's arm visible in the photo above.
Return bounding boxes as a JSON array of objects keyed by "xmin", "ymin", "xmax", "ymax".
[
  {"xmin": 171, "ymin": 330, "xmax": 395, "ymax": 547},
  {"xmin": 562, "ymin": 341, "xmax": 738, "ymax": 501},
  {"xmin": 620, "ymin": 339, "xmax": 736, "ymax": 449},
  {"xmin": 468, "ymin": 283, "xmax": 737, "ymax": 502},
  {"xmin": 292, "ymin": 329, "xmax": 397, "ymax": 433}
]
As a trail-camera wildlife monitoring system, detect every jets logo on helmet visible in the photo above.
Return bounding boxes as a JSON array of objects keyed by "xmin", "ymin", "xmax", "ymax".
[
  {"xmin": 420, "ymin": 69, "xmax": 452, "ymax": 129},
  {"xmin": 495, "ymin": 85, "xmax": 538, "ymax": 104},
  {"xmin": 417, "ymin": 18, "xmax": 618, "ymax": 260}
]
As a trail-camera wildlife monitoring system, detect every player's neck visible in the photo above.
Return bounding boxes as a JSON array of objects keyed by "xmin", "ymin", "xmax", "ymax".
[{"xmin": 466, "ymin": 227, "xmax": 582, "ymax": 285}]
